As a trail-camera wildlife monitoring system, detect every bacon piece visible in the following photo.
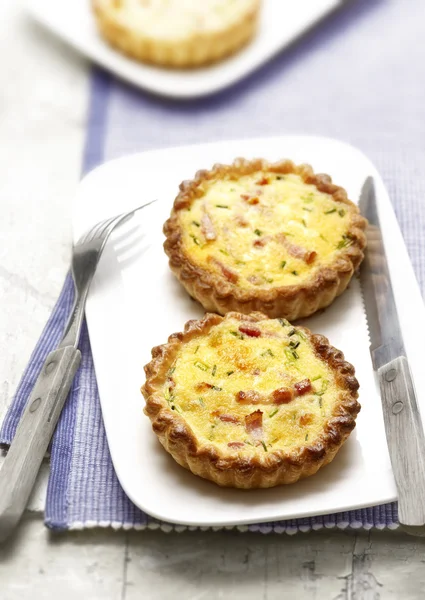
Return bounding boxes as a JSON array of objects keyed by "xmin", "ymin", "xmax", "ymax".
[
  {"xmin": 208, "ymin": 256, "xmax": 239, "ymax": 284},
  {"xmin": 236, "ymin": 390, "xmax": 263, "ymax": 404},
  {"xmin": 201, "ymin": 211, "xmax": 216, "ymax": 241},
  {"xmin": 245, "ymin": 410, "xmax": 263, "ymax": 440},
  {"xmin": 256, "ymin": 176, "xmax": 269, "ymax": 186},
  {"xmin": 272, "ymin": 387, "xmax": 294, "ymax": 404},
  {"xmin": 276, "ymin": 233, "xmax": 317, "ymax": 265},
  {"xmin": 228, "ymin": 441, "xmax": 245, "ymax": 449},
  {"xmin": 195, "ymin": 382, "xmax": 214, "ymax": 393},
  {"xmin": 299, "ymin": 413, "xmax": 313, "ymax": 426},
  {"xmin": 235, "ymin": 215, "xmax": 248, "ymax": 227},
  {"xmin": 239, "ymin": 325, "xmax": 261, "ymax": 338},
  {"xmin": 247, "ymin": 274, "xmax": 263, "ymax": 285},
  {"xmin": 241, "ymin": 194, "xmax": 260, "ymax": 205},
  {"xmin": 294, "ymin": 379, "xmax": 312, "ymax": 396},
  {"xmin": 211, "ymin": 411, "xmax": 240, "ymax": 424}
]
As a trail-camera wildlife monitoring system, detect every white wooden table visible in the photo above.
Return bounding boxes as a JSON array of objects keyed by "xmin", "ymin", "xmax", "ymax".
[{"xmin": 1, "ymin": 2, "xmax": 425, "ymax": 598}]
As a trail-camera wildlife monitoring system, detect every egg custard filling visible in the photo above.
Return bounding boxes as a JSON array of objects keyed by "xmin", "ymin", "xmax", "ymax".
[
  {"xmin": 179, "ymin": 172, "xmax": 353, "ymax": 288},
  {"xmin": 164, "ymin": 315, "xmax": 342, "ymax": 452},
  {"xmin": 164, "ymin": 159, "xmax": 367, "ymax": 320}
]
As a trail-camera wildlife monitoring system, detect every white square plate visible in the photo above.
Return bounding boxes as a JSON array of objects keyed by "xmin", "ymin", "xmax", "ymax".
[
  {"xmin": 74, "ymin": 136, "xmax": 425, "ymax": 527},
  {"xmin": 28, "ymin": 0, "xmax": 343, "ymax": 98}
]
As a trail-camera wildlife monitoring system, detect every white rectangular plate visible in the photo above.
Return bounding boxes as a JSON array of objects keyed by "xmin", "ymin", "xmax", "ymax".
[
  {"xmin": 74, "ymin": 136, "xmax": 425, "ymax": 527},
  {"xmin": 28, "ymin": 0, "xmax": 343, "ymax": 98}
]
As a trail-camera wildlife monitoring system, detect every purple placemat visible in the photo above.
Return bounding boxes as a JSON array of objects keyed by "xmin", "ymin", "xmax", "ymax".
[{"xmin": 2, "ymin": 0, "xmax": 425, "ymax": 532}]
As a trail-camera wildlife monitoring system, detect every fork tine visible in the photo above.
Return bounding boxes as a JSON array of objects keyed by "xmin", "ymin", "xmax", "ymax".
[{"xmin": 77, "ymin": 199, "xmax": 158, "ymax": 246}]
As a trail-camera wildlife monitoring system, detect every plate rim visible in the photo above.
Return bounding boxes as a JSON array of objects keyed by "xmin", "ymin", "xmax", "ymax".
[{"xmin": 26, "ymin": 0, "xmax": 344, "ymax": 99}]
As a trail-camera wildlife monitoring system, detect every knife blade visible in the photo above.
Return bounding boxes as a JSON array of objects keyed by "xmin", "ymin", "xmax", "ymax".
[{"xmin": 359, "ymin": 177, "xmax": 425, "ymax": 534}]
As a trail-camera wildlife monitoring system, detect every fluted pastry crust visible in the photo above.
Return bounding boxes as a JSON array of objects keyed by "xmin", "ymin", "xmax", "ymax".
[
  {"xmin": 142, "ymin": 312, "xmax": 360, "ymax": 488},
  {"xmin": 92, "ymin": 0, "xmax": 261, "ymax": 68},
  {"xmin": 164, "ymin": 158, "xmax": 367, "ymax": 320}
]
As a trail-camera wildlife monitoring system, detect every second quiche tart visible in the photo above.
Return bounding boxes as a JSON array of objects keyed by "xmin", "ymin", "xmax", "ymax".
[
  {"xmin": 142, "ymin": 312, "xmax": 360, "ymax": 488},
  {"xmin": 92, "ymin": 0, "xmax": 261, "ymax": 68},
  {"xmin": 164, "ymin": 159, "xmax": 367, "ymax": 320}
]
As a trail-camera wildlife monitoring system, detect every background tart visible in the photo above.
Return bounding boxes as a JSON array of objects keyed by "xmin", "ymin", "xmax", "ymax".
[
  {"xmin": 92, "ymin": 0, "xmax": 261, "ymax": 69},
  {"xmin": 163, "ymin": 158, "xmax": 367, "ymax": 320},
  {"xmin": 142, "ymin": 312, "xmax": 360, "ymax": 488}
]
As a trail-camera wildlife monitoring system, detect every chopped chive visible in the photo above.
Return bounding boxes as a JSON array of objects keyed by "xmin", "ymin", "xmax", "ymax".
[
  {"xmin": 211, "ymin": 385, "xmax": 222, "ymax": 391},
  {"xmin": 276, "ymin": 175, "xmax": 285, "ymax": 180},
  {"xmin": 194, "ymin": 360, "xmax": 209, "ymax": 371},
  {"xmin": 235, "ymin": 260, "xmax": 246, "ymax": 265},
  {"xmin": 199, "ymin": 397, "xmax": 205, "ymax": 407},
  {"xmin": 167, "ymin": 367, "xmax": 175, "ymax": 376},
  {"xmin": 230, "ymin": 188, "xmax": 236, "ymax": 192},
  {"xmin": 190, "ymin": 234, "xmax": 200, "ymax": 246},
  {"xmin": 312, "ymin": 375, "xmax": 322, "ymax": 382},
  {"xmin": 291, "ymin": 270, "xmax": 298, "ymax": 276},
  {"xmin": 288, "ymin": 328, "xmax": 296, "ymax": 336},
  {"xmin": 315, "ymin": 379, "xmax": 329, "ymax": 396},
  {"xmin": 192, "ymin": 221, "xmax": 200, "ymax": 227},
  {"xmin": 319, "ymin": 398, "xmax": 323, "ymax": 408},
  {"xmin": 320, "ymin": 234, "xmax": 329, "ymax": 243},
  {"xmin": 289, "ymin": 340, "xmax": 300, "ymax": 349},
  {"xmin": 282, "ymin": 231, "xmax": 293, "ymax": 236},
  {"xmin": 302, "ymin": 219, "xmax": 307, "ymax": 227},
  {"xmin": 292, "ymin": 349, "xmax": 299, "ymax": 359},
  {"xmin": 194, "ymin": 345, "xmax": 199, "ymax": 354},
  {"xmin": 305, "ymin": 433, "xmax": 309, "ymax": 441},
  {"xmin": 324, "ymin": 208, "xmax": 337, "ymax": 215},
  {"xmin": 230, "ymin": 330, "xmax": 243, "ymax": 339},
  {"xmin": 212, "ymin": 364, "xmax": 217, "ymax": 376},
  {"xmin": 264, "ymin": 277, "xmax": 274, "ymax": 284},
  {"xmin": 227, "ymin": 370, "xmax": 234, "ymax": 376},
  {"xmin": 254, "ymin": 229, "xmax": 262, "ymax": 236},
  {"xmin": 219, "ymin": 249, "xmax": 229, "ymax": 256},
  {"xmin": 269, "ymin": 408, "xmax": 279, "ymax": 418},
  {"xmin": 261, "ymin": 349, "xmax": 275, "ymax": 358},
  {"xmin": 302, "ymin": 207, "xmax": 312, "ymax": 212},
  {"xmin": 278, "ymin": 318, "xmax": 290, "ymax": 327},
  {"xmin": 261, "ymin": 441, "xmax": 268, "ymax": 452},
  {"xmin": 216, "ymin": 204, "xmax": 229, "ymax": 209},
  {"xmin": 297, "ymin": 330, "xmax": 306, "ymax": 341},
  {"xmin": 285, "ymin": 349, "xmax": 296, "ymax": 362},
  {"xmin": 337, "ymin": 234, "xmax": 353, "ymax": 249},
  {"xmin": 280, "ymin": 260, "xmax": 287, "ymax": 269},
  {"xmin": 302, "ymin": 195, "xmax": 314, "ymax": 203},
  {"xmin": 339, "ymin": 209, "xmax": 346, "ymax": 217}
]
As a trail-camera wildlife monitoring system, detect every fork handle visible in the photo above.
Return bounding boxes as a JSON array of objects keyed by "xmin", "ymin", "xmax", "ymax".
[{"xmin": 0, "ymin": 346, "xmax": 81, "ymax": 542}]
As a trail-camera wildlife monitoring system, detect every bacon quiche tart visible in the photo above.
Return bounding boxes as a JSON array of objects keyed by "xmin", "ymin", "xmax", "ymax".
[
  {"xmin": 164, "ymin": 159, "xmax": 367, "ymax": 320},
  {"xmin": 92, "ymin": 0, "xmax": 261, "ymax": 69},
  {"xmin": 142, "ymin": 312, "xmax": 360, "ymax": 488}
]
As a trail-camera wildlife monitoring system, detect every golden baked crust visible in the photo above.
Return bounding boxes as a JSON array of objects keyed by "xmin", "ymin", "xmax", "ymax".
[
  {"xmin": 142, "ymin": 312, "xmax": 360, "ymax": 488},
  {"xmin": 92, "ymin": 0, "xmax": 261, "ymax": 69},
  {"xmin": 164, "ymin": 158, "xmax": 367, "ymax": 320}
]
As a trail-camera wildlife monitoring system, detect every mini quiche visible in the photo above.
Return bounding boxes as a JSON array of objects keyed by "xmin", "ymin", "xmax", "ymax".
[
  {"xmin": 92, "ymin": 0, "xmax": 261, "ymax": 69},
  {"xmin": 164, "ymin": 158, "xmax": 367, "ymax": 320},
  {"xmin": 142, "ymin": 312, "xmax": 360, "ymax": 488}
]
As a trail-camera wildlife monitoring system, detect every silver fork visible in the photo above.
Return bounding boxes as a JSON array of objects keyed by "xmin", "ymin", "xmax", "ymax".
[{"xmin": 0, "ymin": 200, "xmax": 156, "ymax": 542}]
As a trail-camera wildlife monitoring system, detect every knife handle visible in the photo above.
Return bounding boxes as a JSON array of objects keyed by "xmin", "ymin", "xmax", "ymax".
[
  {"xmin": 378, "ymin": 355, "xmax": 425, "ymax": 532},
  {"xmin": 0, "ymin": 346, "xmax": 81, "ymax": 543}
]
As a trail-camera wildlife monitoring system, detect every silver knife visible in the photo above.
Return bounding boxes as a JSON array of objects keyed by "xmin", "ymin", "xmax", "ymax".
[{"xmin": 359, "ymin": 177, "xmax": 425, "ymax": 535}]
